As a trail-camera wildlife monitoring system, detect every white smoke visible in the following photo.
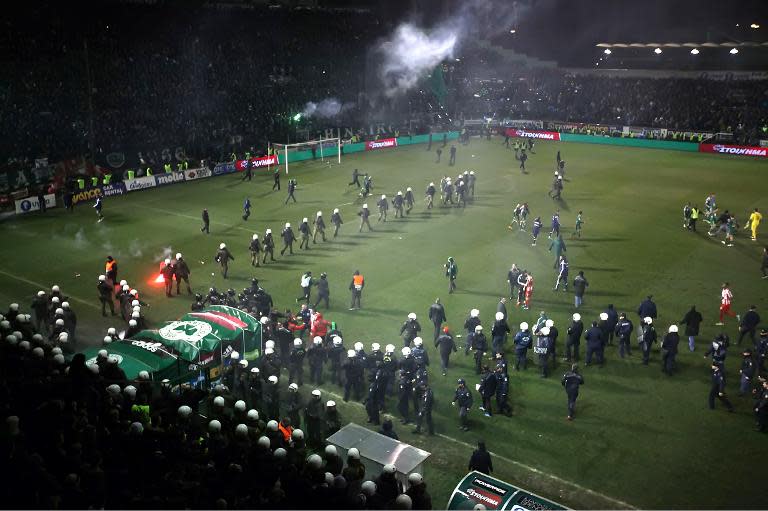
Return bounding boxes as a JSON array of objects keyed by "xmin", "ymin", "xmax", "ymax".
[
  {"xmin": 73, "ymin": 228, "xmax": 89, "ymax": 249},
  {"xmin": 302, "ymin": 98, "xmax": 352, "ymax": 118},
  {"xmin": 154, "ymin": 246, "xmax": 174, "ymax": 263},
  {"xmin": 128, "ymin": 239, "xmax": 144, "ymax": 258},
  {"xmin": 378, "ymin": 23, "xmax": 458, "ymax": 98}
]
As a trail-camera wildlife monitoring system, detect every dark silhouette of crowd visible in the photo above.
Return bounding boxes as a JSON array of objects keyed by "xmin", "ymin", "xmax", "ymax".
[{"xmin": 0, "ymin": 293, "xmax": 434, "ymax": 510}]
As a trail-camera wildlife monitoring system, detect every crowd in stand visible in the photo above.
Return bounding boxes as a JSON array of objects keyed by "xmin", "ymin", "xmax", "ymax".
[
  {"xmin": 0, "ymin": 291, "xmax": 435, "ymax": 510},
  {"xmin": 3, "ymin": 3, "xmax": 768, "ymax": 174}
]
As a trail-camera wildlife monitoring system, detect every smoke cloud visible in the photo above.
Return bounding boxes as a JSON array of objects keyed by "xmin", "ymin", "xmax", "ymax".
[
  {"xmin": 302, "ymin": 98, "xmax": 353, "ymax": 118},
  {"xmin": 378, "ymin": 23, "xmax": 458, "ymax": 98}
]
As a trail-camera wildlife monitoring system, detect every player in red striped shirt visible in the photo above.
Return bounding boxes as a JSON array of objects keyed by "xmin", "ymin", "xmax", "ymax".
[{"xmin": 715, "ymin": 282, "xmax": 740, "ymax": 326}]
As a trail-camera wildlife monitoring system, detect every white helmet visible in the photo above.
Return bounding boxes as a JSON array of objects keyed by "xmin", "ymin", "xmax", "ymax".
[
  {"xmin": 176, "ymin": 253, "xmax": 183, "ymax": 260},
  {"xmin": 130, "ymin": 289, "xmax": 138, "ymax": 296},
  {"xmin": 413, "ymin": 337, "xmax": 423, "ymax": 347},
  {"xmin": 314, "ymin": 336, "xmax": 323, "ymax": 345},
  {"xmin": 265, "ymin": 340, "xmax": 275, "ymax": 349},
  {"xmin": 293, "ymin": 429, "xmax": 305, "ymax": 442},
  {"xmin": 475, "ymin": 325, "xmax": 483, "ymax": 332},
  {"xmin": 260, "ymin": 317, "xmax": 269, "ymax": 325},
  {"xmin": 268, "ymin": 375, "xmax": 278, "ymax": 384},
  {"xmin": 234, "ymin": 400, "xmax": 247, "ymax": 412},
  {"xmin": 208, "ymin": 420, "xmax": 222, "ymax": 433},
  {"xmin": 470, "ymin": 171, "xmax": 475, "ymax": 175},
  {"xmin": 520, "ymin": 322, "xmax": 529, "ymax": 330},
  {"xmin": 51, "ymin": 296, "xmax": 60, "ymax": 304},
  {"xmin": 429, "ymin": 182, "xmax": 435, "ymax": 187},
  {"xmin": 122, "ymin": 285, "xmax": 130, "ymax": 292},
  {"xmin": 325, "ymin": 445, "xmax": 337, "ymax": 457},
  {"xmin": 165, "ymin": 258, "xmax": 171, "ymax": 265},
  {"xmin": 247, "ymin": 409, "xmax": 259, "ymax": 421},
  {"xmin": 333, "ymin": 208, "xmax": 340, "ymax": 214},
  {"xmin": 333, "ymin": 336, "xmax": 342, "ymax": 346},
  {"xmin": 545, "ymin": 319, "xmax": 554, "ymax": 328},
  {"xmin": 235, "ymin": 424, "xmax": 248, "ymax": 438},
  {"xmin": 294, "ymin": 338, "xmax": 303, "ymax": 347},
  {"xmin": 407, "ymin": 187, "xmax": 412, "ymax": 192},
  {"xmin": 123, "ymin": 385, "xmax": 137, "ymax": 399},
  {"xmin": 381, "ymin": 194, "xmax": 386, "ymax": 200},
  {"xmin": 213, "ymin": 396, "xmax": 225, "ymax": 408},
  {"xmin": 178, "ymin": 405, "xmax": 192, "ymax": 419},
  {"xmin": 257, "ymin": 436, "xmax": 270, "ymax": 449},
  {"xmin": 55, "ymin": 308, "xmax": 64, "ymax": 316},
  {"xmin": 285, "ymin": 222, "xmax": 291, "ymax": 228},
  {"xmin": 107, "ymin": 327, "xmax": 117, "ymax": 335},
  {"xmin": 119, "ymin": 280, "xmax": 128, "ymax": 287},
  {"xmin": 347, "ymin": 349, "xmax": 356, "ymax": 358},
  {"xmin": 383, "ymin": 464, "xmax": 396, "ymax": 474},
  {"xmin": 231, "ymin": 351, "xmax": 240, "ymax": 360},
  {"xmin": 470, "ymin": 308, "xmax": 480, "ymax": 318},
  {"xmin": 62, "ymin": 301, "xmax": 70, "ymax": 309},
  {"xmin": 316, "ymin": 211, "xmax": 322, "ymax": 217},
  {"xmin": 371, "ymin": 342, "xmax": 381, "ymax": 351},
  {"xmin": 362, "ymin": 204, "xmax": 368, "ymax": 209},
  {"xmin": 239, "ymin": 359, "xmax": 248, "ymax": 368},
  {"xmin": 668, "ymin": 325, "xmax": 678, "ymax": 333},
  {"xmin": 395, "ymin": 495, "xmax": 412, "ymax": 508},
  {"xmin": 266, "ymin": 419, "xmax": 278, "ymax": 431},
  {"xmin": 408, "ymin": 472, "xmax": 424, "ymax": 485},
  {"xmin": 250, "ymin": 367, "xmax": 260, "ymax": 374},
  {"xmin": 311, "ymin": 389, "xmax": 321, "ymax": 397},
  {"xmin": 600, "ymin": 312, "xmax": 609, "ymax": 321},
  {"xmin": 138, "ymin": 370, "xmax": 150, "ymax": 380},
  {"xmin": 219, "ymin": 243, "xmax": 226, "ymax": 250},
  {"xmin": 572, "ymin": 313, "xmax": 581, "ymax": 321},
  {"xmin": 408, "ymin": 312, "xmax": 417, "ymax": 320},
  {"xmin": 302, "ymin": 217, "xmax": 308, "ymax": 223},
  {"xmin": 98, "ymin": 275, "xmax": 106, "ymax": 282},
  {"xmin": 397, "ymin": 191, "xmax": 403, "ymax": 196},
  {"xmin": 540, "ymin": 327, "xmax": 550, "ymax": 336},
  {"xmin": 326, "ymin": 400, "xmax": 336, "ymax": 408},
  {"xmin": 129, "ymin": 319, "xmax": 137, "ymax": 327},
  {"xmin": 131, "ymin": 311, "xmax": 141, "ymax": 319},
  {"xmin": 51, "ymin": 285, "xmax": 60, "ymax": 293},
  {"xmin": 288, "ymin": 383, "xmax": 299, "ymax": 391},
  {"xmin": 264, "ymin": 347, "xmax": 274, "ymax": 355},
  {"xmin": 266, "ymin": 228, "xmax": 272, "ymax": 234},
  {"xmin": 347, "ymin": 447, "xmax": 360, "ymax": 460},
  {"xmin": 401, "ymin": 347, "xmax": 411, "ymax": 356},
  {"xmin": 385, "ymin": 344, "xmax": 395, "ymax": 353},
  {"xmin": 131, "ymin": 300, "xmax": 140, "ymax": 307},
  {"xmin": 55, "ymin": 318, "xmax": 65, "ymax": 326},
  {"xmin": 354, "ymin": 341, "xmax": 364, "ymax": 351},
  {"xmin": 252, "ymin": 234, "xmax": 259, "ymax": 240},
  {"xmin": 644, "ymin": 317, "xmax": 653, "ymax": 325},
  {"xmin": 361, "ymin": 480, "xmax": 377, "ymax": 496},
  {"xmin": 495, "ymin": 312, "xmax": 504, "ymax": 321},
  {"xmin": 37, "ymin": 290, "xmax": 46, "ymax": 296}
]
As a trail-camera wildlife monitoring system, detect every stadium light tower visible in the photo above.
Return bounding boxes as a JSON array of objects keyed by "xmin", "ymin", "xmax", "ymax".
[
  {"xmin": 654, "ymin": 47, "xmax": 662, "ymax": 54},
  {"xmin": 751, "ymin": 23, "xmax": 760, "ymax": 29},
  {"xmin": 730, "ymin": 48, "xmax": 739, "ymax": 54},
  {"xmin": 690, "ymin": 48, "xmax": 700, "ymax": 55}
]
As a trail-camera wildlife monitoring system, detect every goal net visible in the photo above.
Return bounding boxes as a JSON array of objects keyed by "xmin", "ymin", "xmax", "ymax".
[{"xmin": 271, "ymin": 137, "xmax": 341, "ymax": 174}]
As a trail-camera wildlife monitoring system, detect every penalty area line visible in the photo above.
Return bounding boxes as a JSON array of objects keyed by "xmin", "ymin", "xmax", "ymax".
[
  {"xmin": 0, "ymin": 269, "xmax": 100, "ymax": 311},
  {"xmin": 321, "ymin": 389, "xmax": 635, "ymax": 509}
]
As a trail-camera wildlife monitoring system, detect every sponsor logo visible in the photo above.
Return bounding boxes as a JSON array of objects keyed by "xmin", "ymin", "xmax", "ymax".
[
  {"xmin": 466, "ymin": 488, "xmax": 501, "ymax": 508},
  {"xmin": 701, "ymin": 143, "xmax": 767, "ymax": 157},
  {"xmin": 101, "ymin": 183, "xmax": 126, "ymax": 197},
  {"xmin": 72, "ymin": 188, "xmax": 102, "ymax": 205},
  {"xmin": 20, "ymin": 200, "xmax": 33, "ymax": 212},
  {"xmin": 159, "ymin": 320, "xmax": 213, "ymax": 348},
  {"xmin": 184, "ymin": 168, "xmax": 211, "ymax": 180},
  {"xmin": 213, "ymin": 162, "xmax": 237, "ymax": 176},
  {"xmin": 131, "ymin": 340, "xmax": 164, "ymax": 353},
  {"xmin": 472, "ymin": 478, "xmax": 507, "ymax": 495},
  {"xmin": 199, "ymin": 352, "xmax": 215, "ymax": 367},
  {"xmin": 126, "ymin": 176, "xmax": 157, "ymax": 191},
  {"xmin": 507, "ymin": 129, "xmax": 560, "ymax": 140},
  {"xmin": 251, "ymin": 155, "xmax": 278, "ymax": 168},
  {"xmin": 154, "ymin": 171, "xmax": 186, "ymax": 186},
  {"xmin": 15, "ymin": 193, "xmax": 56, "ymax": 214},
  {"xmin": 366, "ymin": 138, "xmax": 398, "ymax": 150}
]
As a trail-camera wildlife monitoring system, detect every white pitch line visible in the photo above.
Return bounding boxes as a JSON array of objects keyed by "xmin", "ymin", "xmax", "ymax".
[
  {"xmin": 0, "ymin": 269, "xmax": 100, "ymax": 311},
  {"xmin": 140, "ymin": 205, "xmax": 253, "ymax": 233},
  {"xmin": 321, "ymin": 389, "xmax": 635, "ymax": 509}
]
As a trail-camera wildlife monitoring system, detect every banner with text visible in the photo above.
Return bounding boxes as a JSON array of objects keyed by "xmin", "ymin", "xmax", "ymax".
[
  {"xmin": 699, "ymin": 143, "xmax": 767, "ymax": 157},
  {"xmin": 125, "ymin": 176, "xmax": 158, "ymax": 192},
  {"xmin": 447, "ymin": 471, "xmax": 567, "ymax": 510},
  {"xmin": 184, "ymin": 168, "xmax": 212, "ymax": 181},
  {"xmin": 365, "ymin": 138, "xmax": 398, "ymax": 151},
  {"xmin": 235, "ymin": 155, "xmax": 280, "ymax": 171},
  {"xmin": 15, "ymin": 194, "xmax": 57, "ymax": 215},
  {"xmin": 154, "ymin": 171, "xmax": 187, "ymax": 187},
  {"xmin": 505, "ymin": 128, "xmax": 561, "ymax": 141}
]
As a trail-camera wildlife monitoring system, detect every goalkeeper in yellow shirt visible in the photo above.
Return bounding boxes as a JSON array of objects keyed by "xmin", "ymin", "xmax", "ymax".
[{"xmin": 746, "ymin": 208, "xmax": 762, "ymax": 241}]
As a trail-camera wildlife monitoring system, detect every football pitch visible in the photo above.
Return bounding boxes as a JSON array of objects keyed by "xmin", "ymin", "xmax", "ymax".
[{"xmin": 2, "ymin": 138, "xmax": 767, "ymax": 508}]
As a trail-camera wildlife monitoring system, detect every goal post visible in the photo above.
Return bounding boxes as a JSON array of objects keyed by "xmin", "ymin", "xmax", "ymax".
[{"xmin": 271, "ymin": 136, "xmax": 342, "ymax": 174}]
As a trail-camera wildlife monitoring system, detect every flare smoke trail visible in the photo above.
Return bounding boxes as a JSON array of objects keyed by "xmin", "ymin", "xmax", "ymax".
[{"xmin": 302, "ymin": 98, "xmax": 353, "ymax": 118}]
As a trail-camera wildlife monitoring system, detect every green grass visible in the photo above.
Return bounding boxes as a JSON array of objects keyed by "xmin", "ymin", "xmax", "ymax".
[{"xmin": 2, "ymin": 138, "xmax": 767, "ymax": 509}]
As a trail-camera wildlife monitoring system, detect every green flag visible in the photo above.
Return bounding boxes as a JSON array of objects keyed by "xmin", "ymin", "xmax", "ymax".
[{"xmin": 429, "ymin": 64, "xmax": 447, "ymax": 105}]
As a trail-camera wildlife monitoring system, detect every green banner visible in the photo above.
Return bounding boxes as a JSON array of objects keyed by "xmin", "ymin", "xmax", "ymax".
[
  {"xmin": 560, "ymin": 133, "xmax": 698, "ymax": 152},
  {"xmin": 82, "ymin": 340, "xmax": 188, "ymax": 382},
  {"xmin": 447, "ymin": 471, "xmax": 567, "ymax": 510}
]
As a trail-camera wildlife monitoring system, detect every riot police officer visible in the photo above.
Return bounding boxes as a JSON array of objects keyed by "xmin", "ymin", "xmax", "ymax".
[{"xmin": 452, "ymin": 379, "xmax": 473, "ymax": 431}]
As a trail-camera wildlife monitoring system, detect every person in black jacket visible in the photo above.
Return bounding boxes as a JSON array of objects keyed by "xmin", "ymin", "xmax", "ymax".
[
  {"xmin": 640, "ymin": 317, "xmax": 657, "ymax": 365},
  {"xmin": 478, "ymin": 366, "xmax": 497, "ymax": 417},
  {"xmin": 495, "ymin": 365, "xmax": 512, "ymax": 416},
  {"xmin": 680, "ymin": 305, "xmax": 703, "ymax": 352},
  {"xmin": 738, "ymin": 348, "xmax": 755, "ymax": 396},
  {"xmin": 738, "ymin": 305, "xmax": 760, "ymax": 345},
  {"xmin": 709, "ymin": 364, "xmax": 734, "ymax": 412},
  {"xmin": 637, "ymin": 295, "xmax": 658, "ymax": 322},
  {"xmin": 379, "ymin": 417, "xmax": 399, "ymax": 439},
  {"xmin": 413, "ymin": 382, "xmax": 434, "ymax": 435},
  {"xmin": 428, "ymin": 298, "xmax": 446, "ymax": 341},
  {"xmin": 280, "ymin": 222, "xmax": 296, "ymax": 255},
  {"xmin": 174, "ymin": 253, "xmax": 192, "ymax": 295},
  {"xmin": 470, "ymin": 325, "xmax": 488, "ymax": 374},
  {"xmin": 661, "ymin": 325, "xmax": 680, "ymax": 375},
  {"xmin": 565, "ymin": 313, "xmax": 583, "ymax": 362},
  {"xmin": 285, "ymin": 178, "xmax": 297, "ymax": 204},
  {"xmin": 435, "ymin": 326, "xmax": 457, "ymax": 375},
  {"xmin": 201, "ymin": 208, "xmax": 210, "ymax": 234},
  {"xmin": 615, "ymin": 312, "xmax": 634, "ymax": 359},
  {"xmin": 561, "ymin": 364, "xmax": 585, "ymax": 420},
  {"xmin": 452, "ymin": 379, "xmax": 473, "ymax": 431},
  {"xmin": 491, "ymin": 311, "xmax": 510, "ymax": 358},
  {"xmin": 96, "ymin": 275, "xmax": 115, "ymax": 317},
  {"xmin": 215, "ymin": 243, "xmax": 234, "ymax": 278},
  {"xmin": 262, "ymin": 228, "xmax": 276, "ymax": 263},
  {"xmin": 468, "ymin": 440, "xmax": 493, "ymax": 474},
  {"xmin": 604, "ymin": 304, "xmax": 619, "ymax": 345},
  {"xmin": 584, "ymin": 321, "xmax": 604, "ymax": 367},
  {"xmin": 400, "ymin": 313, "xmax": 422, "ymax": 348},
  {"xmin": 313, "ymin": 273, "xmax": 330, "ymax": 310}
]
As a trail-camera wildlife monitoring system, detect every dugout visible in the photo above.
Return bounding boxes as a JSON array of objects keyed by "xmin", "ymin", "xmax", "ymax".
[
  {"xmin": 447, "ymin": 471, "xmax": 568, "ymax": 510},
  {"xmin": 327, "ymin": 423, "xmax": 431, "ymax": 488}
]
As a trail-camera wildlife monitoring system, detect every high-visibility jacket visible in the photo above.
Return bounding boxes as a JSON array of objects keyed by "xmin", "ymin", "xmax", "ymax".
[
  {"xmin": 353, "ymin": 274, "xmax": 364, "ymax": 289},
  {"xmin": 278, "ymin": 422, "xmax": 293, "ymax": 442},
  {"xmin": 106, "ymin": 259, "xmax": 117, "ymax": 273}
]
